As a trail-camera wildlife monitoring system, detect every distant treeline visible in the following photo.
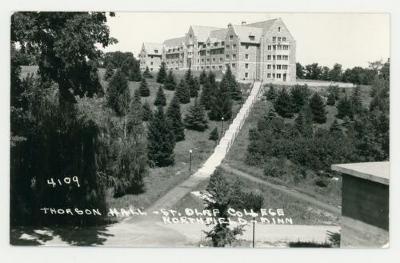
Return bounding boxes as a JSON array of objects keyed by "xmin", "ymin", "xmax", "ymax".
[{"xmin": 296, "ymin": 60, "xmax": 390, "ymax": 85}]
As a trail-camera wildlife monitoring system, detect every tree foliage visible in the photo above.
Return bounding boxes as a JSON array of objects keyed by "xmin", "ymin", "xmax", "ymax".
[
  {"xmin": 184, "ymin": 99, "xmax": 208, "ymax": 131},
  {"xmin": 156, "ymin": 62, "xmax": 167, "ymax": 83},
  {"xmin": 154, "ymin": 86, "xmax": 167, "ymax": 106},
  {"xmin": 166, "ymin": 95, "xmax": 185, "ymax": 141}
]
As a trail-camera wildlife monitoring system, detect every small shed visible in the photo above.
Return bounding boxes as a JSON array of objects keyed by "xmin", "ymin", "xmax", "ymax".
[{"xmin": 331, "ymin": 161, "xmax": 389, "ymax": 248}]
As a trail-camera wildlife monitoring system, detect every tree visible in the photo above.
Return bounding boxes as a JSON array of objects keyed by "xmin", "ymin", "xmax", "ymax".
[
  {"xmin": 154, "ymin": 86, "xmax": 166, "ymax": 106},
  {"xmin": 200, "ymin": 71, "xmax": 217, "ymax": 110},
  {"xmin": 176, "ymin": 79, "xmax": 190, "ymax": 104},
  {"xmin": 199, "ymin": 69, "xmax": 207, "ymax": 84},
  {"xmin": 204, "ymin": 170, "xmax": 243, "ymax": 247},
  {"xmin": 208, "ymin": 77, "xmax": 233, "ymax": 121},
  {"xmin": 290, "ymin": 84, "xmax": 310, "ymax": 113},
  {"xmin": 113, "ymin": 96, "xmax": 148, "ymax": 197},
  {"xmin": 336, "ymin": 95, "xmax": 353, "ymax": 119},
  {"xmin": 143, "ymin": 66, "xmax": 153, "ymax": 78},
  {"xmin": 320, "ymin": 66, "xmax": 330, "ymax": 81},
  {"xmin": 11, "ymin": 12, "xmax": 115, "ymax": 226},
  {"xmin": 274, "ymin": 87, "xmax": 294, "ymax": 118},
  {"xmin": 139, "ymin": 78, "xmax": 150, "ymax": 97},
  {"xmin": 156, "ymin": 61, "xmax": 167, "ymax": 83},
  {"xmin": 209, "ymin": 127, "xmax": 219, "ymax": 142},
  {"xmin": 147, "ymin": 106, "xmax": 175, "ymax": 167},
  {"xmin": 104, "ymin": 63, "xmax": 114, "ymax": 81},
  {"xmin": 309, "ymin": 93, "xmax": 327, "ymax": 123},
  {"xmin": 166, "ymin": 95, "xmax": 185, "ymax": 141},
  {"xmin": 351, "ymin": 86, "xmax": 363, "ymax": 115},
  {"xmin": 330, "ymin": 119, "xmax": 342, "ymax": 134},
  {"xmin": 164, "ymin": 70, "xmax": 177, "ymax": 91},
  {"xmin": 142, "ymin": 101, "xmax": 153, "ymax": 121},
  {"xmin": 120, "ymin": 55, "xmax": 141, "ymax": 82},
  {"xmin": 107, "ymin": 69, "xmax": 130, "ymax": 116},
  {"xmin": 326, "ymin": 92, "xmax": 336, "ymax": 106},
  {"xmin": 184, "ymin": 99, "xmax": 208, "ymax": 131},
  {"xmin": 305, "ymin": 63, "xmax": 322, "ymax": 80},
  {"xmin": 294, "ymin": 109, "xmax": 313, "ymax": 136},
  {"xmin": 224, "ymin": 65, "xmax": 241, "ymax": 100},
  {"xmin": 265, "ymin": 85, "xmax": 277, "ymax": 101},
  {"xmin": 296, "ymin": 62, "xmax": 305, "ymax": 79},
  {"xmin": 329, "ymin": 63, "xmax": 343, "ymax": 82}
]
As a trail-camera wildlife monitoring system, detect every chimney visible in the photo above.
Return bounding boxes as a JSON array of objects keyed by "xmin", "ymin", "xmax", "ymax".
[
  {"xmin": 241, "ymin": 21, "xmax": 247, "ymax": 25},
  {"xmin": 227, "ymin": 23, "xmax": 232, "ymax": 28}
]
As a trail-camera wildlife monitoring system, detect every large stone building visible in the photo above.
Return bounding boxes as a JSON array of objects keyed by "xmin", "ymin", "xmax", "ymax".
[{"xmin": 139, "ymin": 18, "xmax": 296, "ymax": 83}]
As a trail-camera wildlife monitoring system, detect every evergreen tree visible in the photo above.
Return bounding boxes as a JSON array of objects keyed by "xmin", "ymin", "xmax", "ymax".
[
  {"xmin": 290, "ymin": 84, "xmax": 310, "ymax": 112},
  {"xmin": 113, "ymin": 96, "xmax": 148, "ymax": 197},
  {"xmin": 184, "ymin": 99, "xmax": 209, "ymax": 131},
  {"xmin": 147, "ymin": 106, "xmax": 175, "ymax": 167},
  {"xmin": 208, "ymin": 77, "xmax": 233, "ymax": 121},
  {"xmin": 209, "ymin": 127, "xmax": 219, "ymax": 142},
  {"xmin": 294, "ymin": 106, "xmax": 313, "ymax": 136},
  {"xmin": 166, "ymin": 95, "xmax": 185, "ymax": 141},
  {"xmin": 200, "ymin": 72, "xmax": 216, "ymax": 110},
  {"xmin": 274, "ymin": 87, "xmax": 294, "ymax": 118},
  {"xmin": 330, "ymin": 119, "xmax": 342, "ymax": 134},
  {"xmin": 351, "ymin": 86, "xmax": 363, "ymax": 115},
  {"xmin": 224, "ymin": 65, "xmax": 241, "ymax": 100},
  {"xmin": 142, "ymin": 101, "xmax": 153, "ymax": 121},
  {"xmin": 154, "ymin": 86, "xmax": 167, "ymax": 106},
  {"xmin": 336, "ymin": 95, "xmax": 353, "ymax": 119},
  {"xmin": 107, "ymin": 69, "xmax": 131, "ymax": 117},
  {"xmin": 327, "ymin": 92, "xmax": 336, "ymax": 106},
  {"xmin": 104, "ymin": 63, "xmax": 114, "ymax": 81},
  {"xmin": 176, "ymin": 79, "xmax": 190, "ymax": 104},
  {"xmin": 164, "ymin": 70, "xmax": 177, "ymax": 90},
  {"xmin": 265, "ymin": 85, "xmax": 277, "ymax": 101},
  {"xmin": 199, "ymin": 69, "xmax": 207, "ymax": 85},
  {"xmin": 139, "ymin": 78, "xmax": 150, "ymax": 97},
  {"xmin": 309, "ymin": 92, "xmax": 327, "ymax": 123},
  {"xmin": 143, "ymin": 66, "xmax": 153, "ymax": 78},
  {"xmin": 156, "ymin": 61, "xmax": 167, "ymax": 83}
]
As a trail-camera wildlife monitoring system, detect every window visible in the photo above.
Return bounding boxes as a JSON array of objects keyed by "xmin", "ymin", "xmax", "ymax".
[
  {"xmin": 206, "ymin": 66, "xmax": 210, "ymax": 69},
  {"xmin": 226, "ymin": 44, "xmax": 230, "ymax": 48},
  {"xmin": 233, "ymin": 54, "xmax": 236, "ymax": 59},
  {"xmin": 278, "ymin": 37, "xmax": 281, "ymax": 42},
  {"xmin": 245, "ymin": 63, "xmax": 249, "ymax": 69},
  {"xmin": 267, "ymin": 55, "xmax": 271, "ymax": 60},
  {"xmin": 282, "ymin": 37, "xmax": 287, "ymax": 42},
  {"xmin": 268, "ymin": 45, "xmax": 271, "ymax": 50},
  {"xmin": 246, "ymin": 45, "xmax": 249, "ymax": 49},
  {"xmin": 219, "ymin": 65, "xmax": 223, "ymax": 69},
  {"xmin": 245, "ymin": 54, "xmax": 249, "ymax": 59},
  {"xmin": 230, "ymin": 35, "xmax": 233, "ymax": 40},
  {"xmin": 221, "ymin": 41, "xmax": 225, "ymax": 45},
  {"xmin": 272, "ymin": 73, "xmax": 275, "ymax": 78},
  {"xmin": 154, "ymin": 49, "xmax": 158, "ymax": 54},
  {"xmin": 273, "ymin": 65, "xmax": 276, "ymax": 70},
  {"xmin": 245, "ymin": 72, "xmax": 249, "ymax": 78},
  {"xmin": 233, "ymin": 44, "xmax": 236, "ymax": 48},
  {"xmin": 212, "ymin": 58, "xmax": 216, "ymax": 62},
  {"xmin": 278, "ymin": 27, "xmax": 281, "ymax": 32},
  {"xmin": 273, "ymin": 55, "xmax": 276, "ymax": 60},
  {"xmin": 267, "ymin": 73, "xmax": 271, "ymax": 78},
  {"xmin": 207, "ymin": 58, "xmax": 210, "ymax": 62},
  {"xmin": 277, "ymin": 55, "xmax": 281, "ymax": 60},
  {"xmin": 273, "ymin": 45, "xmax": 276, "ymax": 50},
  {"xmin": 267, "ymin": 64, "xmax": 271, "ymax": 69},
  {"xmin": 226, "ymin": 54, "xmax": 230, "ymax": 59},
  {"xmin": 220, "ymin": 57, "xmax": 223, "ymax": 62},
  {"xmin": 249, "ymin": 35, "xmax": 255, "ymax": 41},
  {"xmin": 150, "ymin": 68, "xmax": 153, "ymax": 71},
  {"xmin": 212, "ymin": 66, "xmax": 215, "ymax": 69},
  {"xmin": 232, "ymin": 63, "xmax": 236, "ymax": 68},
  {"xmin": 277, "ymin": 65, "xmax": 281, "ymax": 70},
  {"xmin": 277, "ymin": 73, "xmax": 281, "ymax": 78},
  {"xmin": 272, "ymin": 37, "xmax": 276, "ymax": 42},
  {"xmin": 150, "ymin": 62, "xmax": 153, "ymax": 65},
  {"xmin": 201, "ymin": 59, "xmax": 204, "ymax": 62}
]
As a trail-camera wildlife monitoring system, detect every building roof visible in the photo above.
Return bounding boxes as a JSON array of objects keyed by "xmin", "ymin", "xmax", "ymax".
[
  {"xmin": 232, "ymin": 25, "xmax": 263, "ymax": 43},
  {"xmin": 143, "ymin": 42, "xmax": 163, "ymax": 55},
  {"xmin": 191, "ymin": 25, "xmax": 223, "ymax": 42},
  {"xmin": 163, "ymin": 36, "xmax": 185, "ymax": 48},
  {"xmin": 245, "ymin": 19, "xmax": 278, "ymax": 32},
  {"xmin": 331, "ymin": 161, "xmax": 390, "ymax": 185},
  {"xmin": 209, "ymin": 28, "xmax": 228, "ymax": 41}
]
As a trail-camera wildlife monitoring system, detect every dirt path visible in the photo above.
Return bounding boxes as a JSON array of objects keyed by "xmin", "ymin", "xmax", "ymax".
[{"xmin": 219, "ymin": 164, "xmax": 341, "ymax": 215}]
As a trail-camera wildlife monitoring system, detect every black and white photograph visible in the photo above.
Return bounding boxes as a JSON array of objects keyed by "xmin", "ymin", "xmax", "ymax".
[{"xmin": 9, "ymin": 11, "xmax": 391, "ymax": 249}]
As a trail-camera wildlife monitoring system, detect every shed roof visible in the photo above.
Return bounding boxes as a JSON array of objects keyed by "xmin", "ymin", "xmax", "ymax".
[{"xmin": 331, "ymin": 162, "xmax": 390, "ymax": 185}]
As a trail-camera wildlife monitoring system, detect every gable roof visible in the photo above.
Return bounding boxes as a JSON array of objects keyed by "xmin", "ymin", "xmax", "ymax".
[
  {"xmin": 209, "ymin": 28, "xmax": 228, "ymax": 41},
  {"xmin": 163, "ymin": 36, "xmax": 186, "ymax": 48},
  {"xmin": 190, "ymin": 25, "xmax": 223, "ymax": 42},
  {"xmin": 232, "ymin": 25, "xmax": 263, "ymax": 43},
  {"xmin": 244, "ymin": 19, "xmax": 278, "ymax": 33},
  {"xmin": 143, "ymin": 42, "xmax": 163, "ymax": 55}
]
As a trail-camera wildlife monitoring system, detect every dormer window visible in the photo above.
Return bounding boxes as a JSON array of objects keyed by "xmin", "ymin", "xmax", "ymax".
[
  {"xmin": 230, "ymin": 35, "xmax": 233, "ymax": 40},
  {"xmin": 249, "ymin": 35, "xmax": 255, "ymax": 41},
  {"xmin": 278, "ymin": 27, "xmax": 281, "ymax": 32},
  {"xmin": 154, "ymin": 50, "xmax": 158, "ymax": 54}
]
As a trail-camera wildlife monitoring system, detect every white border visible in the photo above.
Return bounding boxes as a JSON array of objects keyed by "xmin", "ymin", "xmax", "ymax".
[{"xmin": 1, "ymin": 1, "xmax": 399, "ymax": 263}]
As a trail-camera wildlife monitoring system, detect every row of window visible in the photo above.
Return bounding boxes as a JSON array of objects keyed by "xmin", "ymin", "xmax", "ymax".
[
  {"xmin": 267, "ymin": 44, "xmax": 290, "ymax": 51},
  {"xmin": 267, "ymin": 64, "xmax": 289, "ymax": 70},
  {"xmin": 272, "ymin": 36, "xmax": 287, "ymax": 42},
  {"xmin": 267, "ymin": 55, "xmax": 289, "ymax": 61},
  {"xmin": 267, "ymin": 73, "xmax": 286, "ymax": 79}
]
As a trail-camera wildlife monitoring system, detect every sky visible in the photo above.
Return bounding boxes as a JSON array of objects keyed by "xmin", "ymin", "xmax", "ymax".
[{"xmin": 103, "ymin": 12, "xmax": 390, "ymax": 69}]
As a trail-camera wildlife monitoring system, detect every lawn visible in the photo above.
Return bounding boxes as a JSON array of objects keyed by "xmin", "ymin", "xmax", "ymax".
[
  {"xmin": 221, "ymin": 84, "xmax": 374, "ymax": 208},
  {"xmin": 172, "ymin": 169, "xmax": 339, "ymax": 225},
  {"xmin": 98, "ymin": 68, "xmax": 249, "ymax": 212}
]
